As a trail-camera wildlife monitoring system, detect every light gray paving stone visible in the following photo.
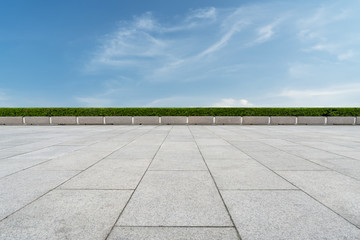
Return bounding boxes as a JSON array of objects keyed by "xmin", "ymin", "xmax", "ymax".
[
  {"xmin": 51, "ymin": 116, "xmax": 77, "ymax": 125},
  {"xmin": 24, "ymin": 117, "xmax": 50, "ymax": 125},
  {"xmin": 196, "ymin": 138, "xmax": 229, "ymax": 146},
  {"xmin": 80, "ymin": 141, "xmax": 129, "ymax": 152},
  {"xmin": 246, "ymin": 151, "xmax": 327, "ymax": 170},
  {"xmin": 150, "ymin": 151, "xmax": 206, "ymax": 171},
  {"xmin": 161, "ymin": 116, "xmax": 187, "ymax": 125},
  {"xmin": 0, "ymin": 190, "xmax": 132, "ymax": 240},
  {"xmin": 270, "ymin": 116, "xmax": 297, "ymax": 125},
  {"xmin": 78, "ymin": 116, "xmax": 104, "ymax": 125},
  {"xmin": 259, "ymin": 139, "xmax": 298, "ymax": 148},
  {"xmin": 297, "ymin": 116, "xmax": 326, "ymax": 125},
  {"xmin": 198, "ymin": 145, "xmax": 251, "ymax": 160},
  {"xmin": 150, "ymin": 151, "xmax": 206, "ymax": 170},
  {"xmin": 282, "ymin": 147, "xmax": 343, "ymax": 161},
  {"xmin": 0, "ymin": 169, "xmax": 78, "ymax": 220},
  {"xmin": 299, "ymin": 141, "xmax": 355, "ymax": 152},
  {"xmin": 327, "ymin": 117, "xmax": 355, "ymax": 125},
  {"xmin": 150, "ymin": 141, "xmax": 206, "ymax": 170},
  {"xmin": 134, "ymin": 116, "xmax": 159, "ymax": 125},
  {"xmin": 0, "ymin": 150, "xmax": 22, "ymax": 160},
  {"xmin": 278, "ymin": 170, "xmax": 360, "ymax": 227},
  {"xmin": 0, "ymin": 157, "xmax": 50, "ymax": 178},
  {"xmin": 61, "ymin": 158, "xmax": 151, "ymax": 189},
  {"xmin": 0, "ymin": 117, "xmax": 23, "ymax": 125},
  {"xmin": 300, "ymin": 156, "xmax": 360, "ymax": 180},
  {"xmin": 108, "ymin": 227, "xmax": 239, "ymax": 240},
  {"xmin": 117, "ymin": 171, "xmax": 232, "ymax": 226},
  {"xmin": 229, "ymin": 141, "xmax": 277, "ymax": 152},
  {"xmin": 242, "ymin": 116, "xmax": 269, "ymax": 125},
  {"xmin": 9, "ymin": 145, "xmax": 83, "ymax": 160},
  {"xmin": 206, "ymin": 159, "xmax": 296, "ymax": 190},
  {"xmin": 215, "ymin": 116, "xmax": 241, "ymax": 125},
  {"xmin": 222, "ymin": 190, "xmax": 360, "ymax": 240},
  {"xmin": 188, "ymin": 116, "xmax": 214, "ymax": 125},
  {"xmin": 35, "ymin": 150, "xmax": 111, "ymax": 171},
  {"xmin": 335, "ymin": 151, "xmax": 360, "ymax": 160},
  {"xmin": 105, "ymin": 116, "xmax": 132, "ymax": 125},
  {"xmin": 108, "ymin": 145, "xmax": 161, "ymax": 159}
]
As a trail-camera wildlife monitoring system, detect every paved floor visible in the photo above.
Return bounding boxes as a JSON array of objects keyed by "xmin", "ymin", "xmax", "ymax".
[{"xmin": 0, "ymin": 125, "xmax": 359, "ymax": 240}]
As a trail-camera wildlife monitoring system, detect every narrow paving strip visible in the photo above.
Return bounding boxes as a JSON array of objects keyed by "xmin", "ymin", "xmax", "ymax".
[{"xmin": 0, "ymin": 125, "xmax": 359, "ymax": 239}]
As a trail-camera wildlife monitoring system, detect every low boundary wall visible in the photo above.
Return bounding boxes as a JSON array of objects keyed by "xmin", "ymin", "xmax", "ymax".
[{"xmin": 0, "ymin": 116, "xmax": 359, "ymax": 125}]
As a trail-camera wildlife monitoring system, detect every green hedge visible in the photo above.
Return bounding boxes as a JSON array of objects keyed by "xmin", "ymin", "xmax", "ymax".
[{"xmin": 0, "ymin": 108, "xmax": 359, "ymax": 116}]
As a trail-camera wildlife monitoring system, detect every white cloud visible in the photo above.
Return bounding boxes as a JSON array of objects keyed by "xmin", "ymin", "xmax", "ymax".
[
  {"xmin": 304, "ymin": 44, "xmax": 335, "ymax": 52},
  {"xmin": 212, "ymin": 98, "xmax": 252, "ymax": 107},
  {"xmin": 337, "ymin": 50, "xmax": 355, "ymax": 61},
  {"xmin": 288, "ymin": 63, "xmax": 312, "ymax": 78},
  {"xmin": 187, "ymin": 7, "xmax": 216, "ymax": 21},
  {"xmin": 254, "ymin": 19, "xmax": 281, "ymax": 44},
  {"xmin": 198, "ymin": 20, "xmax": 246, "ymax": 57},
  {"xmin": 133, "ymin": 12, "xmax": 157, "ymax": 30},
  {"xmin": 279, "ymin": 83, "xmax": 360, "ymax": 98},
  {"xmin": 303, "ymin": 44, "xmax": 356, "ymax": 61}
]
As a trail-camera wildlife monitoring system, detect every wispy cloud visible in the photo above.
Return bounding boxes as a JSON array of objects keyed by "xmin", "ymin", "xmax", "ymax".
[
  {"xmin": 254, "ymin": 19, "xmax": 282, "ymax": 44},
  {"xmin": 187, "ymin": 7, "xmax": 217, "ymax": 21},
  {"xmin": 298, "ymin": 4, "xmax": 358, "ymax": 62},
  {"xmin": 78, "ymin": 2, "xmax": 360, "ymax": 107},
  {"xmin": 279, "ymin": 83, "xmax": 360, "ymax": 98},
  {"xmin": 198, "ymin": 20, "xmax": 246, "ymax": 57},
  {"xmin": 337, "ymin": 50, "xmax": 355, "ymax": 61},
  {"xmin": 288, "ymin": 63, "xmax": 312, "ymax": 78},
  {"xmin": 274, "ymin": 83, "xmax": 360, "ymax": 106}
]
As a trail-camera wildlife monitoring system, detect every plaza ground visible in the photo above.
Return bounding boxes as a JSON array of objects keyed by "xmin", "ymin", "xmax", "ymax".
[{"xmin": 0, "ymin": 125, "xmax": 359, "ymax": 239}]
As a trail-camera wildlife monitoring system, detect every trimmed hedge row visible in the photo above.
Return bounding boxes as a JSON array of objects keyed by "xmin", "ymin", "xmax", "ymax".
[{"xmin": 0, "ymin": 108, "xmax": 359, "ymax": 116}]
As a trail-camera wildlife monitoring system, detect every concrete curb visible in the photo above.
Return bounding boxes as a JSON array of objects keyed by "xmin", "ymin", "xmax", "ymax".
[
  {"xmin": 242, "ymin": 116, "xmax": 270, "ymax": 125},
  {"xmin": 270, "ymin": 116, "xmax": 297, "ymax": 125},
  {"xmin": 0, "ymin": 117, "xmax": 23, "ymax": 125},
  {"xmin": 188, "ymin": 116, "xmax": 214, "ymax": 125},
  {"xmin": 327, "ymin": 117, "xmax": 355, "ymax": 125},
  {"xmin": 215, "ymin": 116, "xmax": 242, "ymax": 125},
  {"xmin": 105, "ymin": 116, "xmax": 132, "ymax": 125},
  {"xmin": 24, "ymin": 117, "xmax": 50, "ymax": 125},
  {"xmin": 161, "ymin": 116, "xmax": 187, "ymax": 125},
  {"xmin": 1, "ymin": 116, "xmax": 359, "ymax": 125},
  {"xmin": 134, "ymin": 116, "xmax": 159, "ymax": 125},
  {"xmin": 297, "ymin": 116, "xmax": 326, "ymax": 125},
  {"xmin": 78, "ymin": 116, "xmax": 104, "ymax": 125},
  {"xmin": 51, "ymin": 116, "xmax": 77, "ymax": 125}
]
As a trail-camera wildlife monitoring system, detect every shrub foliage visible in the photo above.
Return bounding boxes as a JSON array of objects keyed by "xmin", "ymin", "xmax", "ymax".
[{"xmin": 0, "ymin": 107, "xmax": 359, "ymax": 116}]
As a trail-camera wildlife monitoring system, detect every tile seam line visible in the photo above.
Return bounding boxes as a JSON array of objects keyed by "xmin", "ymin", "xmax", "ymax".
[
  {"xmin": 0, "ymin": 126, "xmax": 154, "ymax": 223},
  {"xmin": 188, "ymin": 126, "xmax": 243, "ymax": 240},
  {"xmin": 104, "ymin": 125, "xmax": 173, "ymax": 240},
  {"xmin": 210, "ymin": 125, "xmax": 360, "ymax": 230},
  {"xmin": 0, "ymin": 126, "xmax": 142, "ymax": 180}
]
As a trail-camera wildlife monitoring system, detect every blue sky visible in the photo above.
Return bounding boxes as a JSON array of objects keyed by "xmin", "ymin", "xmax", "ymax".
[{"xmin": 1, "ymin": 0, "xmax": 360, "ymax": 107}]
